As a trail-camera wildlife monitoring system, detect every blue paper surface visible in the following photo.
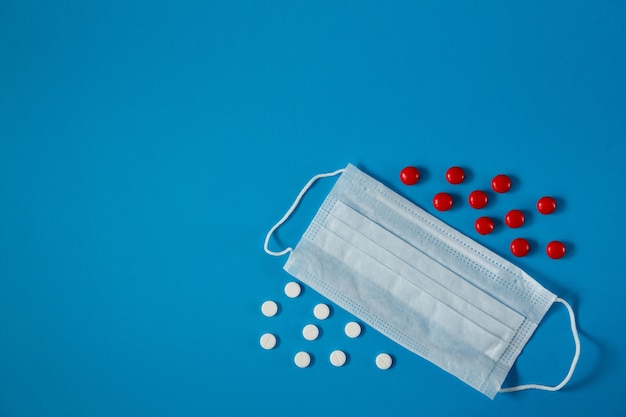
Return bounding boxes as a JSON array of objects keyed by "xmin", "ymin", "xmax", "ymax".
[{"xmin": 1, "ymin": 1, "xmax": 625, "ymax": 416}]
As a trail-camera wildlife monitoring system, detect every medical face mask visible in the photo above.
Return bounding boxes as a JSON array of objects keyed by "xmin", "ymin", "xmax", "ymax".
[{"xmin": 264, "ymin": 164, "xmax": 580, "ymax": 399}]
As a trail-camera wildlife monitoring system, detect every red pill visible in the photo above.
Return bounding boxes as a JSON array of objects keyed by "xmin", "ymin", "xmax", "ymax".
[
  {"xmin": 505, "ymin": 210, "xmax": 525, "ymax": 228},
  {"xmin": 492, "ymin": 174, "xmax": 511, "ymax": 193},
  {"xmin": 400, "ymin": 166, "xmax": 420, "ymax": 185},
  {"xmin": 537, "ymin": 196, "xmax": 557, "ymax": 215},
  {"xmin": 433, "ymin": 192, "xmax": 453, "ymax": 211},
  {"xmin": 468, "ymin": 190, "xmax": 488, "ymax": 209},
  {"xmin": 446, "ymin": 166, "xmax": 465, "ymax": 184},
  {"xmin": 546, "ymin": 241, "xmax": 566, "ymax": 259},
  {"xmin": 475, "ymin": 217, "xmax": 494, "ymax": 235},
  {"xmin": 510, "ymin": 238, "xmax": 530, "ymax": 257}
]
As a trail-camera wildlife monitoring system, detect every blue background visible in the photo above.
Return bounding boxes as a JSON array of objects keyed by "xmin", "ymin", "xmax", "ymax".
[{"xmin": 1, "ymin": 0, "xmax": 625, "ymax": 415}]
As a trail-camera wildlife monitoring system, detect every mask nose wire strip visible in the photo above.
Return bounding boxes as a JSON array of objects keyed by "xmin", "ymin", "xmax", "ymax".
[
  {"xmin": 499, "ymin": 297, "xmax": 581, "ymax": 393},
  {"xmin": 264, "ymin": 168, "xmax": 345, "ymax": 257}
]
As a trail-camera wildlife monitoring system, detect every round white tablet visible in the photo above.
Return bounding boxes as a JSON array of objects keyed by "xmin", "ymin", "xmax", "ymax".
[
  {"xmin": 302, "ymin": 324, "xmax": 320, "ymax": 341},
  {"xmin": 313, "ymin": 303, "xmax": 331, "ymax": 320},
  {"xmin": 284, "ymin": 282, "xmax": 301, "ymax": 298},
  {"xmin": 344, "ymin": 321, "xmax": 362, "ymax": 338},
  {"xmin": 294, "ymin": 351, "xmax": 311, "ymax": 368},
  {"xmin": 376, "ymin": 353, "xmax": 393, "ymax": 370},
  {"xmin": 330, "ymin": 350, "xmax": 347, "ymax": 367},
  {"xmin": 259, "ymin": 333, "xmax": 277, "ymax": 350},
  {"xmin": 261, "ymin": 300, "xmax": 278, "ymax": 317}
]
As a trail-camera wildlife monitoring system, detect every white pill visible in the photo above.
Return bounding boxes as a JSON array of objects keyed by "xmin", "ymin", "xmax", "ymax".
[
  {"xmin": 376, "ymin": 353, "xmax": 393, "ymax": 370},
  {"xmin": 284, "ymin": 282, "xmax": 301, "ymax": 298},
  {"xmin": 294, "ymin": 351, "xmax": 311, "ymax": 368},
  {"xmin": 330, "ymin": 350, "xmax": 347, "ymax": 367},
  {"xmin": 261, "ymin": 300, "xmax": 278, "ymax": 317},
  {"xmin": 259, "ymin": 333, "xmax": 277, "ymax": 350},
  {"xmin": 313, "ymin": 303, "xmax": 331, "ymax": 320},
  {"xmin": 344, "ymin": 321, "xmax": 362, "ymax": 338},
  {"xmin": 302, "ymin": 324, "xmax": 320, "ymax": 341}
]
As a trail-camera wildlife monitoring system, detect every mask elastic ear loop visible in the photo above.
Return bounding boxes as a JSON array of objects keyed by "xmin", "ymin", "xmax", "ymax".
[
  {"xmin": 499, "ymin": 297, "xmax": 581, "ymax": 394},
  {"xmin": 264, "ymin": 168, "xmax": 345, "ymax": 257}
]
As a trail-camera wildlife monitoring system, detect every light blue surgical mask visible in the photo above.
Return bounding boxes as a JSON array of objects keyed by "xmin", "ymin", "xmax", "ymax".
[{"xmin": 264, "ymin": 164, "xmax": 580, "ymax": 399}]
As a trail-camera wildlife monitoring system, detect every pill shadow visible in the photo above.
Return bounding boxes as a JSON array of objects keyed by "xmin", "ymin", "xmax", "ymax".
[
  {"xmin": 490, "ymin": 217, "xmax": 505, "ymax": 235},
  {"xmin": 522, "ymin": 210, "xmax": 534, "ymax": 227},
  {"xmin": 416, "ymin": 166, "xmax": 430, "ymax": 183},
  {"xmin": 554, "ymin": 196, "xmax": 567, "ymax": 213},
  {"xmin": 316, "ymin": 327, "xmax": 324, "ymax": 340},
  {"xmin": 481, "ymin": 190, "xmax": 497, "ymax": 208},
  {"xmin": 561, "ymin": 240, "xmax": 576, "ymax": 258},
  {"xmin": 448, "ymin": 192, "xmax": 462, "ymax": 211},
  {"xmin": 462, "ymin": 167, "xmax": 474, "ymax": 183},
  {"xmin": 526, "ymin": 238, "xmax": 539, "ymax": 256},
  {"xmin": 508, "ymin": 174, "xmax": 520, "ymax": 193}
]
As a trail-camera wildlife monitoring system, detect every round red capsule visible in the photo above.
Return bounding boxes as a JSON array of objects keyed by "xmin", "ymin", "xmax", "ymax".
[
  {"xmin": 546, "ymin": 241, "xmax": 566, "ymax": 259},
  {"xmin": 537, "ymin": 196, "xmax": 557, "ymax": 215},
  {"xmin": 400, "ymin": 166, "xmax": 420, "ymax": 185},
  {"xmin": 505, "ymin": 210, "xmax": 525, "ymax": 228},
  {"xmin": 510, "ymin": 238, "xmax": 530, "ymax": 257},
  {"xmin": 468, "ymin": 190, "xmax": 488, "ymax": 209},
  {"xmin": 433, "ymin": 192, "xmax": 453, "ymax": 211},
  {"xmin": 492, "ymin": 174, "xmax": 511, "ymax": 193},
  {"xmin": 446, "ymin": 166, "xmax": 465, "ymax": 184},
  {"xmin": 475, "ymin": 217, "xmax": 494, "ymax": 235}
]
